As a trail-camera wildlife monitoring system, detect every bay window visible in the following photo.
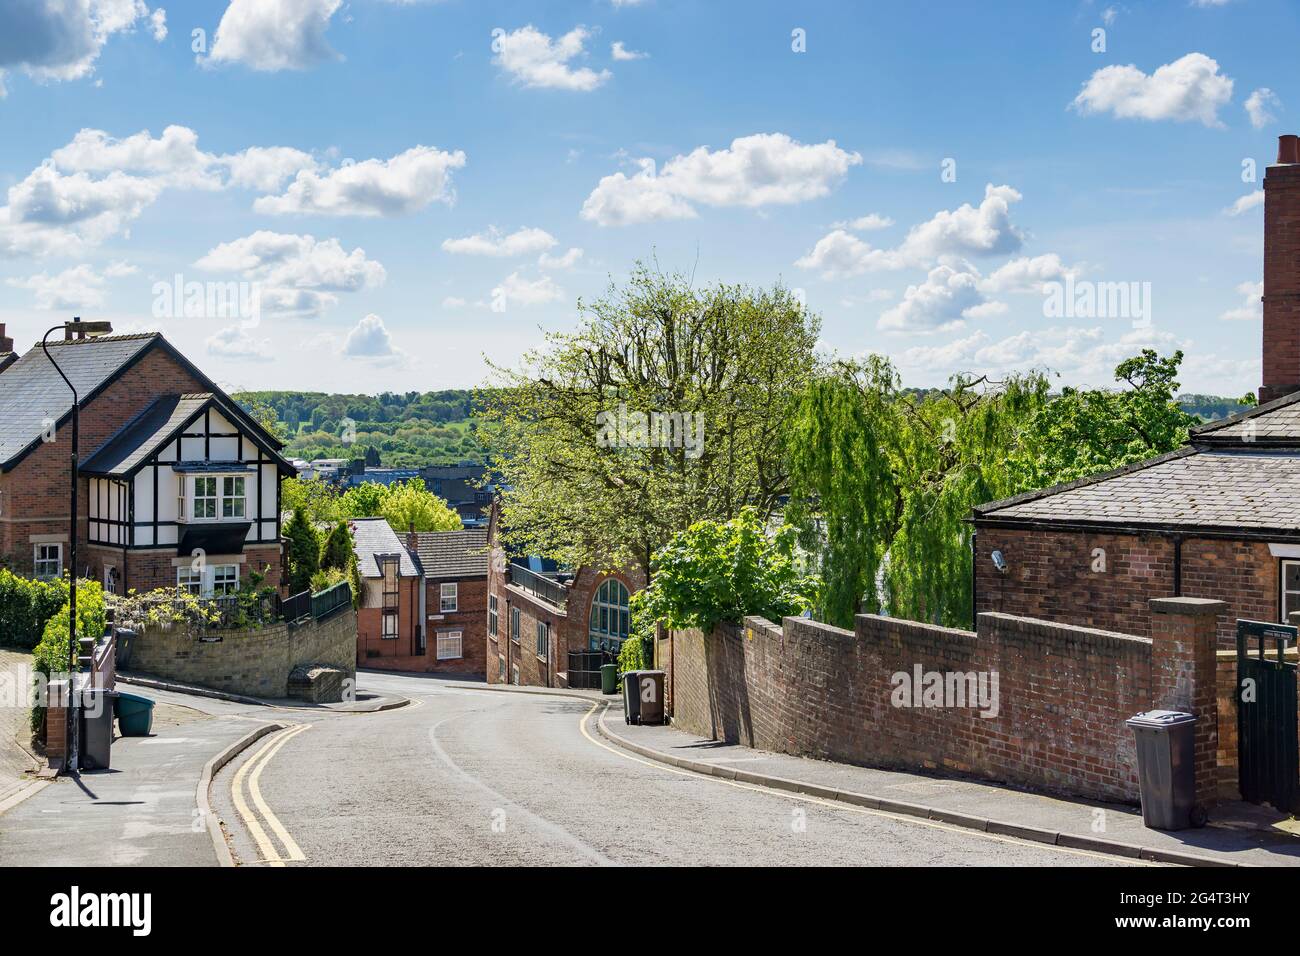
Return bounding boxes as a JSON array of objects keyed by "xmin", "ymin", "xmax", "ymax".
[{"xmin": 178, "ymin": 473, "xmax": 252, "ymax": 522}]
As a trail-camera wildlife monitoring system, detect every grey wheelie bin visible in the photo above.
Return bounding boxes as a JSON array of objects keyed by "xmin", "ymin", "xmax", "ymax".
[
  {"xmin": 79, "ymin": 688, "xmax": 119, "ymax": 770},
  {"xmin": 1126, "ymin": 710, "xmax": 1200, "ymax": 830},
  {"xmin": 623, "ymin": 670, "xmax": 666, "ymax": 725}
]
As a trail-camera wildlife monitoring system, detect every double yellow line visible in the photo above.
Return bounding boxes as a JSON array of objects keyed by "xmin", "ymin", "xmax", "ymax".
[{"xmin": 231, "ymin": 723, "xmax": 310, "ymax": 867}]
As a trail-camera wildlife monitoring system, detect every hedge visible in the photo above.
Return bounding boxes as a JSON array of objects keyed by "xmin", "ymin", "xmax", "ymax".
[
  {"xmin": 30, "ymin": 581, "xmax": 105, "ymax": 734},
  {"xmin": 0, "ymin": 569, "xmax": 70, "ymax": 650}
]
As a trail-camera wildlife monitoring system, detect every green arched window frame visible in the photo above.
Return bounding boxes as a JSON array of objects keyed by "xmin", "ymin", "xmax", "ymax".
[{"xmin": 589, "ymin": 578, "xmax": 631, "ymax": 651}]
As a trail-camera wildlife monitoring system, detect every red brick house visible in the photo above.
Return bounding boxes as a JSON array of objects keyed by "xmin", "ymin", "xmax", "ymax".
[
  {"xmin": 0, "ymin": 329, "xmax": 292, "ymax": 595},
  {"xmin": 973, "ymin": 135, "xmax": 1300, "ymax": 649},
  {"xmin": 351, "ymin": 521, "xmax": 488, "ymax": 675},
  {"xmin": 411, "ymin": 528, "xmax": 488, "ymax": 676},
  {"xmin": 351, "ymin": 518, "xmax": 422, "ymax": 665},
  {"xmin": 484, "ymin": 501, "xmax": 645, "ymax": 688}
]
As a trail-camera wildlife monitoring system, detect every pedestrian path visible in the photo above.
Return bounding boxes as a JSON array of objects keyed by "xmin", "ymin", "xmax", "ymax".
[{"xmin": 597, "ymin": 706, "xmax": 1300, "ymax": 868}]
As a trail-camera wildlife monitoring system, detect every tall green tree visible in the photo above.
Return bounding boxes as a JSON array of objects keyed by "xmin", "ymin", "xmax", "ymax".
[
  {"xmin": 377, "ymin": 478, "xmax": 462, "ymax": 533},
  {"xmin": 478, "ymin": 262, "xmax": 820, "ymax": 573},
  {"xmin": 338, "ymin": 481, "xmax": 387, "ymax": 519},
  {"xmin": 281, "ymin": 476, "xmax": 340, "ymax": 525},
  {"xmin": 789, "ymin": 357, "xmax": 1050, "ymax": 629},
  {"xmin": 283, "ymin": 507, "xmax": 321, "ymax": 594},
  {"xmin": 320, "ymin": 521, "xmax": 354, "ymax": 572},
  {"xmin": 1010, "ymin": 349, "xmax": 1199, "ymax": 487}
]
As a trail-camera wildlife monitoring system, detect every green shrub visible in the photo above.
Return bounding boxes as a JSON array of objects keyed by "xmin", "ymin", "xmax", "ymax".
[
  {"xmin": 616, "ymin": 634, "xmax": 652, "ymax": 678},
  {"xmin": 30, "ymin": 581, "xmax": 105, "ymax": 733},
  {"xmin": 637, "ymin": 507, "xmax": 821, "ymax": 633},
  {"xmin": 283, "ymin": 507, "xmax": 321, "ymax": 594},
  {"xmin": 310, "ymin": 567, "xmax": 348, "ymax": 593},
  {"xmin": 319, "ymin": 520, "xmax": 354, "ymax": 572},
  {"xmin": 0, "ymin": 569, "xmax": 70, "ymax": 650}
]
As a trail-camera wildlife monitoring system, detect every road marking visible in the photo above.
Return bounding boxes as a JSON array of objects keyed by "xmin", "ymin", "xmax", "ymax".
[
  {"xmin": 578, "ymin": 704, "xmax": 1154, "ymax": 866},
  {"xmin": 230, "ymin": 723, "xmax": 310, "ymax": 866}
]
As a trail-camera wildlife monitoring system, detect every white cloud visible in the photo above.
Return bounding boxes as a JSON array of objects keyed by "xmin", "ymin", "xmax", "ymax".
[
  {"xmin": 582, "ymin": 133, "xmax": 861, "ymax": 226},
  {"xmin": 1071, "ymin": 52, "xmax": 1233, "ymax": 127},
  {"xmin": 980, "ymin": 254, "xmax": 1081, "ymax": 294},
  {"xmin": 796, "ymin": 184, "xmax": 1024, "ymax": 277},
  {"xmin": 832, "ymin": 213, "xmax": 893, "ymax": 231},
  {"xmin": 149, "ymin": 7, "xmax": 166, "ymax": 41},
  {"xmin": 6, "ymin": 261, "xmax": 134, "ymax": 309},
  {"xmin": 1220, "ymin": 280, "xmax": 1262, "ymax": 321},
  {"xmin": 493, "ymin": 25, "xmax": 610, "ymax": 91},
  {"xmin": 610, "ymin": 41, "xmax": 646, "ymax": 61},
  {"xmin": 441, "ymin": 226, "xmax": 556, "ymax": 257},
  {"xmin": 0, "ymin": 166, "xmax": 162, "ymax": 256},
  {"xmin": 1225, "ymin": 189, "xmax": 1264, "ymax": 216},
  {"xmin": 1245, "ymin": 88, "xmax": 1281, "ymax": 130},
  {"xmin": 253, "ymin": 146, "xmax": 466, "ymax": 217},
  {"xmin": 207, "ymin": 0, "xmax": 342, "ymax": 72},
  {"xmin": 0, "ymin": 0, "xmax": 159, "ymax": 94},
  {"xmin": 491, "ymin": 272, "xmax": 563, "ymax": 308},
  {"xmin": 207, "ymin": 323, "xmax": 272, "ymax": 361},
  {"xmin": 877, "ymin": 263, "xmax": 988, "ymax": 333},
  {"xmin": 342, "ymin": 313, "xmax": 398, "ymax": 357},
  {"xmin": 539, "ymin": 247, "xmax": 584, "ymax": 270},
  {"xmin": 1101, "ymin": 6, "xmax": 1119, "ymax": 26},
  {"xmin": 441, "ymin": 296, "xmax": 468, "ymax": 309},
  {"xmin": 196, "ymin": 230, "xmax": 385, "ymax": 318}
]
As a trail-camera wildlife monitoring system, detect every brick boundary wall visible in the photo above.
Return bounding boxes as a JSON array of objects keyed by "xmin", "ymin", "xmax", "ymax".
[
  {"xmin": 669, "ymin": 600, "xmax": 1223, "ymax": 806},
  {"xmin": 120, "ymin": 609, "xmax": 356, "ymax": 699}
]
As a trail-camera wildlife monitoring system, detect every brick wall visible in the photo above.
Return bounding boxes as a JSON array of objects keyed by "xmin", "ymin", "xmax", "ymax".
[
  {"xmin": 120, "ymin": 609, "xmax": 357, "ymax": 699},
  {"xmin": 670, "ymin": 606, "xmax": 1222, "ymax": 805},
  {"xmin": 360, "ymin": 574, "xmax": 488, "ymax": 676},
  {"xmin": 976, "ymin": 526, "xmax": 1279, "ymax": 649}
]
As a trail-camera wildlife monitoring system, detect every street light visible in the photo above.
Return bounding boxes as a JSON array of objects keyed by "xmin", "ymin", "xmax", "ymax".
[{"xmin": 41, "ymin": 318, "xmax": 112, "ymax": 771}]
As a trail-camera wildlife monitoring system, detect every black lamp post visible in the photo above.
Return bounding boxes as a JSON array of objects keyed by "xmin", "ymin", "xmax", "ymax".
[{"xmin": 40, "ymin": 318, "xmax": 112, "ymax": 767}]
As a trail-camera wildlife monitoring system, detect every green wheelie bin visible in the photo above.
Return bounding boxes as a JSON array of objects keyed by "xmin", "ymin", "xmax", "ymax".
[{"xmin": 115, "ymin": 692, "xmax": 156, "ymax": 737}]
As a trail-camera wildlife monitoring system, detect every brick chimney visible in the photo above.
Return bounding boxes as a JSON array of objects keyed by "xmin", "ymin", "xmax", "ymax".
[
  {"xmin": 1261, "ymin": 135, "xmax": 1300, "ymax": 403},
  {"xmin": 0, "ymin": 324, "xmax": 12, "ymax": 353}
]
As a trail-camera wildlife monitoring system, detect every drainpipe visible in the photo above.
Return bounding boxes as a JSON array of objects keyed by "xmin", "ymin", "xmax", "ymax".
[
  {"xmin": 1172, "ymin": 534, "xmax": 1183, "ymax": 597},
  {"xmin": 970, "ymin": 527, "xmax": 978, "ymax": 629}
]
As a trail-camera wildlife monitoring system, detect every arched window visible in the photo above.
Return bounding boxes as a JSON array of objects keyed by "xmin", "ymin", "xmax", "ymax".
[{"xmin": 589, "ymin": 578, "xmax": 630, "ymax": 652}]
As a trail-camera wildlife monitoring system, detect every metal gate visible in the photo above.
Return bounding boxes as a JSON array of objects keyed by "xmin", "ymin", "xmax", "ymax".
[{"xmin": 1236, "ymin": 619, "xmax": 1299, "ymax": 813}]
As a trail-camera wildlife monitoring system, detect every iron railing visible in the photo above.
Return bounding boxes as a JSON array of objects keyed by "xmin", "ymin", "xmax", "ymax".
[
  {"xmin": 312, "ymin": 581, "xmax": 352, "ymax": 622},
  {"xmin": 507, "ymin": 564, "xmax": 569, "ymax": 609}
]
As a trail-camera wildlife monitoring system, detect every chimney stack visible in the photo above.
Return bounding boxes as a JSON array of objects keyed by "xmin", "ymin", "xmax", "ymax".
[
  {"xmin": 1261, "ymin": 136, "xmax": 1300, "ymax": 403},
  {"xmin": 0, "ymin": 324, "xmax": 12, "ymax": 354}
]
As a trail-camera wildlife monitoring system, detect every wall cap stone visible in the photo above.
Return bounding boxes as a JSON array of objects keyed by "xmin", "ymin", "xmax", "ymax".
[{"xmin": 1149, "ymin": 597, "xmax": 1228, "ymax": 616}]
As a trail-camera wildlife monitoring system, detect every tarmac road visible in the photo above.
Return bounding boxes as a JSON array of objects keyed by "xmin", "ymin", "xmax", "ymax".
[{"xmin": 212, "ymin": 673, "xmax": 1140, "ymax": 867}]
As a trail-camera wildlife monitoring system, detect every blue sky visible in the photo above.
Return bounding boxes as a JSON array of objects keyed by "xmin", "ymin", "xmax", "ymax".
[{"xmin": 0, "ymin": 0, "xmax": 1296, "ymax": 396}]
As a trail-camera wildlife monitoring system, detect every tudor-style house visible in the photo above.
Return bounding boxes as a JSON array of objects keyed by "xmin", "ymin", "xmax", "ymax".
[{"xmin": 0, "ymin": 329, "xmax": 293, "ymax": 595}]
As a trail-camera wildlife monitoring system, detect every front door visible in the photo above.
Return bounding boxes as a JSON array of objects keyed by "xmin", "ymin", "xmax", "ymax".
[{"xmin": 1236, "ymin": 619, "xmax": 1299, "ymax": 813}]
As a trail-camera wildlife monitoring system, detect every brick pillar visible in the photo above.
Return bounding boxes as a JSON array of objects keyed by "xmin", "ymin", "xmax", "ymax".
[
  {"xmin": 1149, "ymin": 597, "xmax": 1224, "ymax": 810},
  {"xmin": 44, "ymin": 680, "xmax": 70, "ymax": 771}
]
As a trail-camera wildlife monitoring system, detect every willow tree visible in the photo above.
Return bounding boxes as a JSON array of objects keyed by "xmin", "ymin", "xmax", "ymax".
[
  {"xmin": 788, "ymin": 357, "xmax": 1049, "ymax": 629},
  {"xmin": 477, "ymin": 262, "xmax": 820, "ymax": 573}
]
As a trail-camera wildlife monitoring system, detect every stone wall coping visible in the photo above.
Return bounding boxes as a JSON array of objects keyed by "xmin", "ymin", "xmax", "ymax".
[{"xmin": 1149, "ymin": 597, "xmax": 1229, "ymax": 616}]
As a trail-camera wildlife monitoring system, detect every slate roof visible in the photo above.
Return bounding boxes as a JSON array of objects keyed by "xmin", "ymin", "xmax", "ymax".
[
  {"xmin": 81, "ymin": 394, "xmax": 212, "ymax": 476},
  {"xmin": 0, "ymin": 334, "xmax": 156, "ymax": 468},
  {"xmin": 350, "ymin": 518, "xmax": 420, "ymax": 578},
  {"xmin": 975, "ymin": 448, "xmax": 1300, "ymax": 533},
  {"xmin": 1191, "ymin": 390, "xmax": 1300, "ymax": 445},
  {"xmin": 414, "ymin": 529, "xmax": 489, "ymax": 579}
]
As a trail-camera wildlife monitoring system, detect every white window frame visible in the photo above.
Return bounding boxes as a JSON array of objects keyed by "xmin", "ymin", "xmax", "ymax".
[
  {"xmin": 180, "ymin": 473, "xmax": 250, "ymax": 523},
  {"xmin": 440, "ymin": 582, "xmax": 458, "ymax": 613},
  {"xmin": 176, "ymin": 564, "xmax": 240, "ymax": 598},
  {"xmin": 381, "ymin": 611, "xmax": 399, "ymax": 640},
  {"xmin": 488, "ymin": 594, "xmax": 498, "ymax": 637},
  {"xmin": 103, "ymin": 565, "xmax": 117, "ymax": 595},
  {"xmin": 177, "ymin": 566, "xmax": 204, "ymax": 596},
  {"xmin": 212, "ymin": 564, "xmax": 240, "ymax": 597},
  {"xmin": 1282, "ymin": 559, "xmax": 1300, "ymax": 623},
  {"xmin": 436, "ymin": 629, "xmax": 463, "ymax": 661},
  {"xmin": 222, "ymin": 476, "xmax": 246, "ymax": 519},
  {"xmin": 34, "ymin": 543, "xmax": 62, "ymax": 581}
]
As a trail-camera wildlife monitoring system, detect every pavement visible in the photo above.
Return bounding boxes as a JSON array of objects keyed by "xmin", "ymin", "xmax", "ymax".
[
  {"xmin": 209, "ymin": 671, "xmax": 1142, "ymax": 866},
  {"xmin": 117, "ymin": 671, "xmax": 409, "ymax": 713},
  {"xmin": 0, "ymin": 648, "xmax": 42, "ymax": 810},
  {"xmin": 594, "ymin": 704, "xmax": 1300, "ymax": 868}
]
